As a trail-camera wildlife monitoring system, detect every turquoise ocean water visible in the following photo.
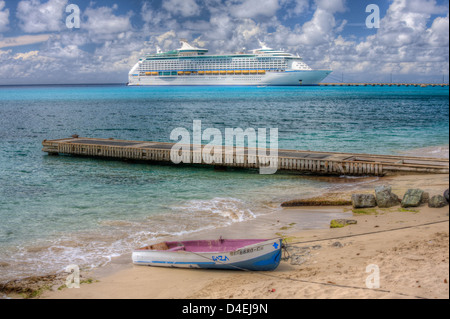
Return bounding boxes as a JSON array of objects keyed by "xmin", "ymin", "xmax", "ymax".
[{"xmin": 0, "ymin": 85, "xmax": 448, "ymax": 282}]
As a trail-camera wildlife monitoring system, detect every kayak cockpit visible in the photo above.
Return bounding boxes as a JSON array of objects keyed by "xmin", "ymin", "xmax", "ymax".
[{"xmin": 136, "ymin": 239, "xmax": 269, "ymax": 253}]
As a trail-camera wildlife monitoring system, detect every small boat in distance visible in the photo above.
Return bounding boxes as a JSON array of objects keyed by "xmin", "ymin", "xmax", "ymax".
[{"xmin": 132, "ymin": 238, "xmax": 283, "ymax": 271}]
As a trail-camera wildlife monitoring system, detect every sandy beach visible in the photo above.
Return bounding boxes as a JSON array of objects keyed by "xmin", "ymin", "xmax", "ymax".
[
  {"xmin": 20, "ymin": 172, "xmax": 446, "ymax": 300},
  {"xmin": 1, "ymin": 0, "xmax": 449, "ymax": 304}
]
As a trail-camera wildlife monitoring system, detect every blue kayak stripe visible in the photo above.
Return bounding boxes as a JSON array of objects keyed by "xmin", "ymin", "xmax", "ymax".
[
  {"xmin": 135, "ymin": 240, "xmax": 283, "ymax": 271},
  {"xmin": 136, "ymin": 260, "xmax": 215, "ymax": 265},
  {"xmin": 201, "ymin": 249, "xmax": 281, "ymax": 271}
]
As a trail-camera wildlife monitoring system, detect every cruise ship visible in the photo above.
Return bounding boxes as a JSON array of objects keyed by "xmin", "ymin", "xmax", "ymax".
[{"xmin": 128, "ymin": 39, "xmax": 332, "ymax": 86}]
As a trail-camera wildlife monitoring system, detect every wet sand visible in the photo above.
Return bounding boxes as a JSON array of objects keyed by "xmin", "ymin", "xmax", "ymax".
[{"xmin": 35, "ymin": 173, "xmax": 449, "ymax": 299}]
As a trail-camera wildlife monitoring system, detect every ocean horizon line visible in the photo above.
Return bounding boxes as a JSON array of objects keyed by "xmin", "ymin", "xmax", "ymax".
[
  {"xmin": 0, "ymin": 83, "xmax": 127, "ymax": 88},
  {"xmin": 1, "ymin": 82, "xmax": 448, "ymax": 88}
]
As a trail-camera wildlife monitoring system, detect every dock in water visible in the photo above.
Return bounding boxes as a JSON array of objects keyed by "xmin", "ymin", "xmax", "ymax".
[{"xmin": 42, "ymin": 137, "xmax": 449, "ymax": 176}]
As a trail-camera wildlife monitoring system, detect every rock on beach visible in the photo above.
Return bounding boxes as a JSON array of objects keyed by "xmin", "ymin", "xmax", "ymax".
[
  {"xmin": 375, "ymin": 185, "xmax": 400, "ymax": 208},
  {"xmin": 429, "ymin": 195, "xmax": 448, "ymax": 208},
  {"xmin": 351, "ymin": 194, "xmax": 377, "ymax": 209},
  {"xmin": 401, "ymin": 189, "xmax": 426, "ymax": 208}
]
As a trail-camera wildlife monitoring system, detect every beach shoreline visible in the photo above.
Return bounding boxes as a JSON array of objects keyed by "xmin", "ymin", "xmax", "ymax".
[
  {"xmin": 2, "ymin": 171, "xmax": 447, "ymax": 299},
  {"xmin": 1, "ymin": 82, "xmax": 448, "ymax": 300}
]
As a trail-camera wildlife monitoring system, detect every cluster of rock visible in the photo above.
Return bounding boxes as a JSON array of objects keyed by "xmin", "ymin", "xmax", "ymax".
[{"xmin": 351, "ymin": 186, "xmax": 449, "ymax": 209}]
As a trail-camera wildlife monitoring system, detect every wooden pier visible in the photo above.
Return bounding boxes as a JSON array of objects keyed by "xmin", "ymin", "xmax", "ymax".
[
  {"xmin": 42, "ymin": 137, "xmax": 449, "ymax": 176},
  {"xmin": 319, "ymin": 83, "xmax": 449, "ymax": 87}
]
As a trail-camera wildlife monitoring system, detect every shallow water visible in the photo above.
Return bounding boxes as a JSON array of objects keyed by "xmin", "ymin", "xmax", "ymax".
[{"xmin": 0, "ymin": 85, "xmax": 448, "ymax": 281}]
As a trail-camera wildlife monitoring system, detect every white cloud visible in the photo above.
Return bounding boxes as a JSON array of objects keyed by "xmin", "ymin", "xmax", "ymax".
[
  {"xmin": 238, "ymin": 20, "xmax": 261, "ymax": 40},
  {"xmin": 156, "ymin": 30, "xmax": 177, "ymax": 43},
  {"xmin": 279, "ymin": 0, "xmax": 310, "ymax": 18},
  {"xmin": 297, "ymin": 10, "xmax": 335, "ymax": 45},
  {"xmin": 294, "ymin": 0, "xmax": 347, "ymax": 46},
  {"xmin": 44, "ymin": 42, "xmax": 84, "ymax": 59},
  {"xmin": 0, "ymin": 0, "xmax": 9, "ymax": 32},
  {"xmin": 226, "ymin": 0, "xmax": 280, "ymax": 19},
  {"xmin": 398, "ymin": 0, "xmax": 448, "ymax": 15},
  {"xmin": 427, "ymin": 14, "xmax": 449, "ymax": 47},
  {"xmin": 368, "ymin": 0, "xmax": 448, "ymax": 50},
  {"xmin": 328, "ymin": 0, "xmax": 449, "ymax": 77},
  {"xmin": 155, "ymin": 30, "xmax": 178, "ymax": 50},
  {"xmin": 0, "ymin": 34, "xmax": 51, "ymax": 49},
  {"xmin": 162, "ymin": 0, "xmax": 201, "ymax": 17},
  {"xmin": 16, "ymin": 0, "xmax": 68, "ymax": 33},
  {"xmin": 13, "ymin": 50, "xmax": 39, "ymax": 60},
  {"xmin": 0, "ymin": 48, "xmax": 11, "ymax": 56},
  {"xmin": 84, "ymin": 5, "xmax": 133, "ymax": 37},
  {"xmin": 314, "ymin": 0, "xmax": 346, "ymax": 14},
  {"xmin": 292, "ymin": 0, "xmax": 309, "ymax": 15},
  {"xmin": 207, "ymin": 13, "xmax": 234, "ymax": 40},
  {"xmin": 141, "ymin": 1, "xmax": 179, "ymax": 34}
]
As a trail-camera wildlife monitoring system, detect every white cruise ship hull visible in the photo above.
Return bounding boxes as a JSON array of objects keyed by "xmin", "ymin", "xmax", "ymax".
[{"xmin": 128, "ymin": 70, "xmax": 331, "ymax": 86}]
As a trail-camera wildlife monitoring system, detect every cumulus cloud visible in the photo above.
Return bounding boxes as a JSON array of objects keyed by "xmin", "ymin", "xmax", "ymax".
[
  {"xmin": 292, "ymin": 0, "xmax": 309, "ymax": 15},
  {"xmin": 314, "ymin": 0, "xmax": 346, "ymax": 14},
  {"xmin": 0, "ymin": 34, "xmax": 51, "ymax": 49},
  {"xmin": 0, "ymin": 0, "xmax": 9, "ymax": 32},
  {"xmin": 16, "ymin": 0, "xmax": 68, "ymax": 33},
  {"xmin": 84, "ymin": 4, "xmax": 133, "ymax": 38},
  {"xmin": 327, "ymin": 0, "xmax": 449, "ymax": 79},
  {"xmin": 293, "ymin": 0, "xmax": 347, "ymax": 46},
  {"xmin": 400, "ymin": 0, "xmax": 448, "ymax": 15},
  {"xmin": 359, "ymin": 0, "xmax": 448, "ymax": 55},
  {"xmin": 259, "ymin": 0, "xmax": 347, "ymax": 48},
  {"xmin": 162, "ymin": 0, "xmax": 201, "ymax": 17},
  {"xmin": 226, "ymin": 0, "xmax": 280, "ymax": 19},
  {"xmin": 43, "ymin": 41, "xmax": 85, "ymax": 59},
  {"xmin": 1, "ymin": 1, "xmax": 137, "ymax": 83},
  {"xmin": 427, "ymin": 14, "xmax": 449, "ymax": 47},
  {"xmin": 13, "ymin": 50, "xmax": 39, "ymax": 60},
  {"xmin": 296, "ymin": 8, "xmax": 338, "ymax": 45},
  {"xmin": 155, "ymin": 30, "xmax": 177, "ymax": 49}
]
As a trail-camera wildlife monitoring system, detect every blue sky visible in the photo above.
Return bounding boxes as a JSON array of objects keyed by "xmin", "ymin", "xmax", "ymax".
[{"xmin": 0, "ymin": 0, "xmax": 448, "ymax": 84}]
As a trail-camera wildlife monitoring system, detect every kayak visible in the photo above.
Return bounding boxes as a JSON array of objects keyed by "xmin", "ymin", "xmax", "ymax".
[{"xmin": 132, "ymin": 238, "xmax": 282, "ymax": 271}]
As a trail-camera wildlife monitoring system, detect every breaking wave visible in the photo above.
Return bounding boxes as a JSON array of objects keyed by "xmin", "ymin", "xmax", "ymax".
[{"xmin": 172, "ymin": 197, "xmax": 257, "ymax": 224}]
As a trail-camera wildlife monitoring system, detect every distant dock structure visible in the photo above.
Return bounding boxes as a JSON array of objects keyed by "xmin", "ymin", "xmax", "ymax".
[
  {"xmin": 42, "ymin": 137, "xmax": 449, "ymax": 177},
  {"xmin": 319, "ymin": 83, "xmax": 449, "ymax": 87}
]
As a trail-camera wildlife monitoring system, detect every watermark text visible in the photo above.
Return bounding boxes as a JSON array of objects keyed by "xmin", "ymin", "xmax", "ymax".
[
  {"xmin": 170, "ymin": 120, "xmax": 278, "ymax": 174},
  {"xmin": 66, "ymin": 4, "xmax": 81, "ymax": 29},
  {"xmin": 366, "ymin": 4, "xmax": 380, "ymax": 29},
  {"xmin": 365, "ymin": 264, "xmax": 380, "ymax": 289},
  {"xmin": 65, "ymin": 264, "xmax": 80, "ymax": 288}
]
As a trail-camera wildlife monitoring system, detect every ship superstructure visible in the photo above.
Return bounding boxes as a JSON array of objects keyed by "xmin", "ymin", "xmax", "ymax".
[{"xmin": 128, "ymin": 40, "xmax": 331, "ymax": 86}]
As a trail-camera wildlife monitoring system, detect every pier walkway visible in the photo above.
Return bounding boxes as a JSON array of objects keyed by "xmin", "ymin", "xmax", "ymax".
[{"xmin": 42, "ymin": 137, "xmax": 449, "ymax": 176}]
